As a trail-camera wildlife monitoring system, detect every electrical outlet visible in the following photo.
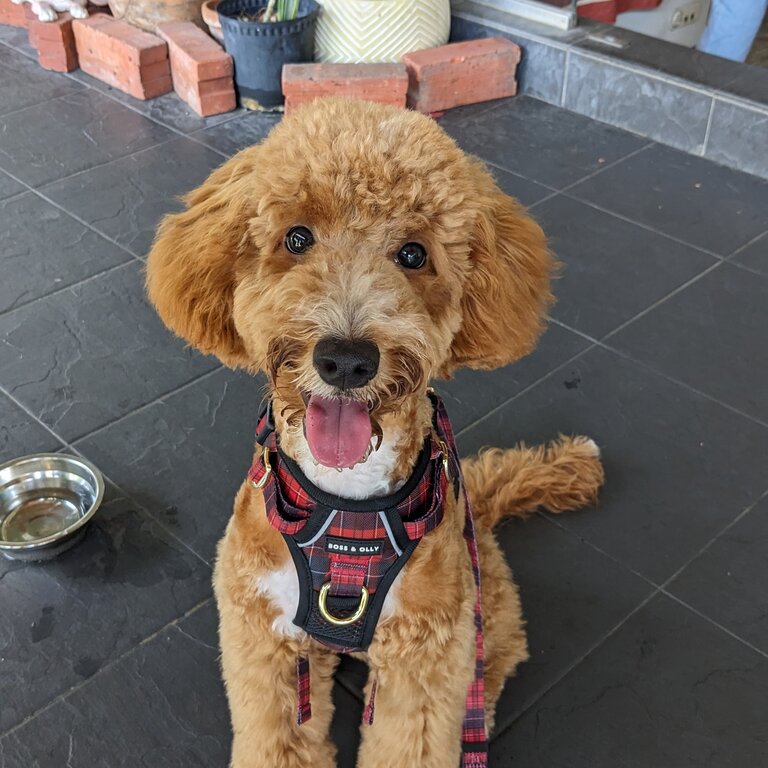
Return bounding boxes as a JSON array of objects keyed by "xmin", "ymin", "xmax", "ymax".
[{"xmin": 671, "ymin": 1, "xmax": 702, "ymax": 30}]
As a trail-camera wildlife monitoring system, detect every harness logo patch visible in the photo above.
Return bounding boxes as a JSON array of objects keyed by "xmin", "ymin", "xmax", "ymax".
[{"xmin": 325, "ymin": 537, "xmax": 384, "ymax": 556}]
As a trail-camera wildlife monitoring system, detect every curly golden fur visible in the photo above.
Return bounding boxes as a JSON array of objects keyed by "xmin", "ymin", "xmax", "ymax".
[{"xmin": 146, "ymin": 98, "xmax": 603, "ymax": 768}]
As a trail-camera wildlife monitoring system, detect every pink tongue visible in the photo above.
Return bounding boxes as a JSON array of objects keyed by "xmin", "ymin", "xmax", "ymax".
[{"xmin": 305, "ymin": 395, "xmax": 372, "ymax": 469}]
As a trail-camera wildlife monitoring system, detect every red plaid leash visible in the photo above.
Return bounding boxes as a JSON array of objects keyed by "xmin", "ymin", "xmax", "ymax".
[
  {"xmin": 248, "ymin": 394, "xmax": 488, "ymax": 765},
  {"xmin": 433, "ymin": 395, "xmax": 488, "ymax": 767}
]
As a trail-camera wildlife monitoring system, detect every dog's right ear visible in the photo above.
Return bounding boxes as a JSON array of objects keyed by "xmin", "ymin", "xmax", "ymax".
[{"xmin": 146, "ymin": 148, "xmax": 260, "ymax": 368}]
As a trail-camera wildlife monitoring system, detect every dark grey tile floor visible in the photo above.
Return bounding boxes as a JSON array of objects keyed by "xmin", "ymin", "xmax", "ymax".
[{"xmin": 1, "ymin": 34, "xmax": 767, "ymax": 768}]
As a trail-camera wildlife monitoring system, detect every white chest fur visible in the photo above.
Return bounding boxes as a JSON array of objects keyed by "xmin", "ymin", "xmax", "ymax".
[{"xmin": 253, "ymin": 429, "xmax": 405, "ymax": 637}]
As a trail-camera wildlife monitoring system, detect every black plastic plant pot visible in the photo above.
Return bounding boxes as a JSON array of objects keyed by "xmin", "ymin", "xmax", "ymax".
[{"xmin": 218, "ymin": 0, "xmax": 319, "ymax": 111}]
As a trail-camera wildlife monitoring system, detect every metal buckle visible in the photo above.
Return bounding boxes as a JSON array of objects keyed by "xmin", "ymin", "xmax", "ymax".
[
  {"xmin": 249, "ymin": 444, "xmax": 272, "ymax": 490},
  {"xmin": 318, "ymin": 583, "xmax": 369, "ymax": 626}
]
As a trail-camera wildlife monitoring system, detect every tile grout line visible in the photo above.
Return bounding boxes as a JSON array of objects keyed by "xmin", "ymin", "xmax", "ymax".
[
  {"xmin": 545, "ymin": 316, "xmax": 600, "ymax": 344},
  {"xmin": 559, "ymin": 191, "xmax": 725, "ymax": 260},
  {"xmin": 726, "ymin": 227, "xmax": 768, "ymax": 260},
  {"xmin": 59, "ymin": 71, "xmax": 233, "ymax": 160},
  {"xmin": 701, "ymin": 97, "xmax": 716, "ymax": 157},
  {"xmin": 0, "ymin": 90, "xmax": 78, "ymax": 122},
  {"xmin": 598, "ymin": 340, "xmax": 768, "ymax": 431},
  {"xmin": 480, "ymin": 158, "xmax": 559, "ymax": 194},
  {"xmin": 494, "ymin": 488, "xmax": 768, "ymax": 738},
  {"xmin": 726, "ymin": 259, "xmax": 768, "ymax": 279},
  {"xmin": 0, "ymin": 167, "xmax": 142, "ymax": 261},
  {"xmin": 474, "ymin": 137, "xmax": 654, "ymax": 202},
  {"xmin": 0, "ymin": 188, "xmax": 31, "ymax": 207},
  {"xmin": 2, "ymin": 37, "xmax": 234, "ymax": 161},
  {"xmin": 455, "ymin": 343, "xmax": 597, "ymax": 439},
  {"xmin": 0, "ymin": 261, "xmax": 134, "ymax": 320},
  {"xmin": 0, "ymin": 38, "xmax": 36, "ymax": 62},
  {"xmin": 547, "ymin": 311, "xmax": 768, "ymax": 433},
  {"xmin": 493, "ymin": 587, "xmax": 661, "ymax": 741},
  {"xmin": 70, "ymin": 364, "xmax": 225, "ymax": 445},
  {"xmin": 659, "ymin": 487, "xmax": 768, "ymax": 590},
  {"xmin": 0, "ymin": 383, "xmax": 215, "ymax": 569},
  {"xmin": 560, "ymin": 48, "xmax": 570, "ymax": 108},
  {"xmin": 660, "ymin": 590, "xmax": 768, "ymax": 661},
  {"xmin": 598, "ymin": 260, "xmax": 725, "ymax": 341},
  {"xmin": 16, "ymin": 134, "xmax": 181, "ymax": 191},
  {"xmin": 556, "ymin": 141, "xmax": 654, "ymax": 195},
  {"xmin": 0, "ymin": 597, "xmax": 214, "ymax": 743},
  {"xmin": 70, "ymin": 451, "xmax": 214, "ymax": 570}
]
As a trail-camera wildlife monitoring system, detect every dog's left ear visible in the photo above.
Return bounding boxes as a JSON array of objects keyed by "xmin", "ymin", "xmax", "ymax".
[{"xmin": 442, "ymin": 167, "xmax": 554, "ymax": 375}]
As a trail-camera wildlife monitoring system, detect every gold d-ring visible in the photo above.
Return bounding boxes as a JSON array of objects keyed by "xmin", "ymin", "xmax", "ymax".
[
  {"xmin": 250, "ymin": 444, "xmax": 272, "ymax": 489},
  {"xmin": 318, "ymin": 583, "xmax": 369, "ymax": 626}
]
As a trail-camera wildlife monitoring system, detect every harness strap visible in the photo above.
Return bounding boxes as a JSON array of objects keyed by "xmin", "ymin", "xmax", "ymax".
[
  {"xmin": 432, "ymin": 393, "xmax": 488, "ymax": 768},
  {"xmin": 296, "ymin": 656, "xmax": 311, "ymax": 725},
  {"xmin": 254, "ymin": 395, "xmax": 488, "ymax": 766},
  {"xmin": 363, "ymin": 674, "xmax": 378, "ymax": 726}
]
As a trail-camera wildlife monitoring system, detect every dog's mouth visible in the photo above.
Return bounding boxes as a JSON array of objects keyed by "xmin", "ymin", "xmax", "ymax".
[{"xmin": 302, "ymin": 393, "xmax": 373, "ymax": 470}]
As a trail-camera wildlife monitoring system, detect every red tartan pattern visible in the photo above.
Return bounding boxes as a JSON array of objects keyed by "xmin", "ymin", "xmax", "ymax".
[
  {"xmin": 249, "ymin": 393, "xmax": 487, "ymax": 764},
  {"xmin": 434, "ymin": 396, "xmax": 488, "ymax": 767},
  {"xmin": 363, "ymin": 676, "xmax": 378, "ymax": 725},
  {"xmin": 296, "ymin": 656, "xmax": 312, "ymax": 725}
]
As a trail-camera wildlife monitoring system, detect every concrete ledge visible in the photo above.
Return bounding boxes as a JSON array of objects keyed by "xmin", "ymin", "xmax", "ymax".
[{"xmin": 450, "ymin": 0, "xmax": 768, "ymax": 180}]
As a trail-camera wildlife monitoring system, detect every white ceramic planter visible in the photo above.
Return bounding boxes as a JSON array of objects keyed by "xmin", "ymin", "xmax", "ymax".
[{"xmin": 315, "ymin": 0, "xmax": 450, "ymax": 63}]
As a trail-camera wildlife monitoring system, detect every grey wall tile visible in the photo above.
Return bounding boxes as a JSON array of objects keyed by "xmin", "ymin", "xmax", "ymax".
[
  {"xmin": 705, "ymin": 99, "xmax": 768, "ymax": 181},
  {"xmin": 450, "ymin": 14, "xmax": 565, "ymax": 105},
  {"xmin": 564, "ymin": 52, "xmax": 713, "ymax": 153},
  {"xmin": 519, "ymin": 37, "xmax": 567, "ymax": 103}
]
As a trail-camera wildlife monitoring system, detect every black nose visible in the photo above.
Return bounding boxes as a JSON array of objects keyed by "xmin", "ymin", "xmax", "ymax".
[{"xmin": 313, "ymin": 338, "xmax": 380, "ymax": 390}]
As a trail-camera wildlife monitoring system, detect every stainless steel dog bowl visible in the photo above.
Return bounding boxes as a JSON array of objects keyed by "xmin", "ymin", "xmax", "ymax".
[{"xmin": 0, "ymin": 454, "xmax": 104, "ymax": 561}]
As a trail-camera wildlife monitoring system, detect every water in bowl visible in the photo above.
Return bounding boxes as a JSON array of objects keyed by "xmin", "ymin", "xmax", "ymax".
[{"xmin": 1, "ymin": 487, "xmax": 86, "ymax": 542}]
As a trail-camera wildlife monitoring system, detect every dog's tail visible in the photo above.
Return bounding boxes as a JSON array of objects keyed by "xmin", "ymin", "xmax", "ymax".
[{"xmin": 460, "ymin": 436, "xmax": 604, "ymax": 529}]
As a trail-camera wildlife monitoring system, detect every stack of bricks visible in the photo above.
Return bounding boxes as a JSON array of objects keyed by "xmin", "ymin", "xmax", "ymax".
[
  {"xmin": 282, "ymin": 63, "xmax": 409, "ymax": 115},
  {"xmin": 402, "ymin": 38, "xmax": 521, "ymax": 115},
  {"xmin": 27, "ymin": 12, "xmax": 78, "ymax": 72},
  {"xmin": 72, "ymin": 14, "xmax": 172, "ymax": 100},
  {"xmin": 0, "ymin": 0, "xmax": 27, "ymax": 27},
  {"xmin": 157, "ymin": 22, "xmax": 235, "ymax": 116}
]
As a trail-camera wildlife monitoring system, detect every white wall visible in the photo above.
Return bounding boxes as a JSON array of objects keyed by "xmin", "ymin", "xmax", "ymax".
[{"xmin": 616, "ymin": 0, "xmax": 711, "ymax": 47}]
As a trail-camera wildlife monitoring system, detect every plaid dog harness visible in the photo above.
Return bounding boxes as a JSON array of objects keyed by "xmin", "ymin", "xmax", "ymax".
[{"xmin": 247, "ymin": 392, "xmax": 488, "ymax": 768}]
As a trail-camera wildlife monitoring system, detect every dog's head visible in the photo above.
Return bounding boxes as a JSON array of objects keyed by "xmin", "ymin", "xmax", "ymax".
[{"xmin": 147, "ymin": 98, "xmax": 553, "ymax": 469}]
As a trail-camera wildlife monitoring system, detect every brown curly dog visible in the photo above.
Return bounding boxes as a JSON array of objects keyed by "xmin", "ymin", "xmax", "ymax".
[{"xmin": 146, "ymin": 97, "xmax": 603, "ymax": 768}]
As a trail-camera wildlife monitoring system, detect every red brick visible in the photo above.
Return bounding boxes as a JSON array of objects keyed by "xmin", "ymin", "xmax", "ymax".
[
  {"xmin": 195, "ymin": 88, "xmax": 237, "ymax": 117},
  {"xmin": 282, "ymin": 63, "xmax": 408, "ymax": 114},
  {"xmin": 155, "ymin": 21, "xmax": 235, "ymax": 116},
  {"xmin": 0, "ymin": 0, "xmax": 27, "ymax": 27},
  {"xmin": 78, "ymin": 51, "xmax": 172, "ymax": 100},
  {"xmin": 28, "ymin": 12, "xmax": 79, "ymax": 73},
  {"xmin": 38, "ymin": 48, "xmax": 78, "ymax": 72},
  {"xmin": 156, "ymin": 21, "xmax": 232, "ymax": 81},
  {"xmin": 139, "ymin": 74, "xmax": 174, "ymax": 100},
  {"xmin": 197, "ymin": 75, "xmax": 232, "ymax": 96},
  {"xmin": 73, "ymin": 16, "xmax": 167, "ymax": 68},
  {"xmin": 171, "ymin": 70, "xmax": 235, "ymax": 116},
  {"xmin": 73, "ymin": 17, "xmax": 172, "ymax": 100},
  {"xmin": 403, "ymin": 38, "xmax": 520, "ymax": 114}
]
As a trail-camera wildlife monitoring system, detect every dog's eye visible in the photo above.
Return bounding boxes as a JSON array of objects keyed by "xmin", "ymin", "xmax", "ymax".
[
  {"xmin": 285, "ymin": 226, "xmax": 314, "ymax": 255},
  {"xmin": 395, "ymin": 243, "xmax": 427, "ymax": 270}
]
